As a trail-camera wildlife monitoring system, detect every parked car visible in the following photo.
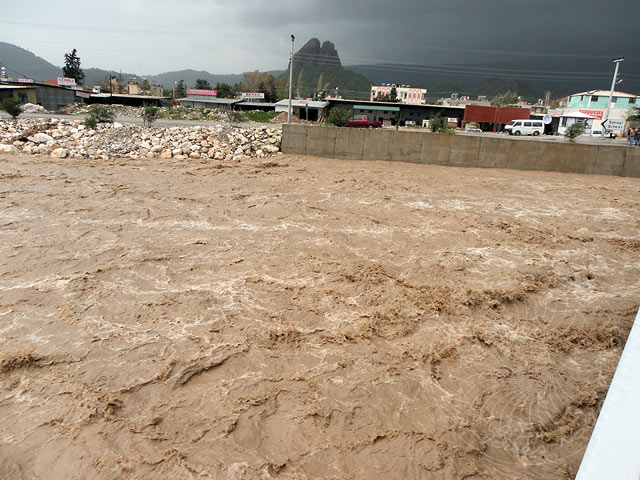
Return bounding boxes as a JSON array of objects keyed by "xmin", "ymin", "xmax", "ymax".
[
  {"xmin": 505, "ymin": 119, "xmax": 544, "ymax": 136},
  {"xmin": 347, "ymin": 115, "xmax": 382, "ymax": 129}
]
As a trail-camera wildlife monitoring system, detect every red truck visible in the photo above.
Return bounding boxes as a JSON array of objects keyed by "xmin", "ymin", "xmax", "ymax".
[{"xmin": 347, "ymin": 114, "xmax": 382, "ymax": 128}]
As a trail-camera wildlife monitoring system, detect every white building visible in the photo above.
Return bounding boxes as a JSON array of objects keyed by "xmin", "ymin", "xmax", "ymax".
[{"xmin": 370, "ymin": 84, "xmax": 427, "ymax": 105}]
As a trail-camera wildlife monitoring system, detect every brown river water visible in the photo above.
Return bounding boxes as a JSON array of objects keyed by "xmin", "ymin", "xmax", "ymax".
[{"xmin": 1, "ymin": 153, "xmax": 639, "ymax": 479}]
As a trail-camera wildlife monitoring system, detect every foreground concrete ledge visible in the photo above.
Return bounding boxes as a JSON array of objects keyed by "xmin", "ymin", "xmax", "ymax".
[
  {"xmin": 575, "ymin": 307, "xmax": 640, "ymax": 479},
  {"xmin": 282, "ymin": 124, "xmax": 640, "ymax": 178}
]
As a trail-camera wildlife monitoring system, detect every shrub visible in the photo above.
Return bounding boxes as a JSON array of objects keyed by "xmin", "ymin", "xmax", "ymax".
[
  {"xmin": 327, "ymin": 107, "xmax": 351, "ymax": 127},
  {"xmin": 142, "ymin": 105, "xmax": 159, "ymax": 128},
  {"xmin": 428, "ymin": 113, "xmax": 451, "ymax": 133},
  {"xmin": 84, "ymin": 104, "xmax": 115, "ymax": 128},
  {"xmin": 565, "ymin": 122, "xmax": 586, "ymax": 143},
  {"xmin": 1, "ymin": 97, "xmax": 23, "ymax": 119},
  {"xmin": 84, "ymin": 116, "xmax": 97, "ymax": 129}
]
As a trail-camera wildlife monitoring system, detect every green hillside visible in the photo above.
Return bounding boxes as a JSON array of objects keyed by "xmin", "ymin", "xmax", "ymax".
[{"xmin": 0, "ymin": 42, "xmax": 60, "ymax": 81}]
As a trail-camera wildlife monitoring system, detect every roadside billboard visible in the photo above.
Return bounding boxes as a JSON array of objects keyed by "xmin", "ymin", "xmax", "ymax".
[
  {"xmin": 241, "ymin": 92, "xmax": 265, "ymax": 100},
  {"xmin": 57, "ymin": 77, "xmax": 76, "ymax": 87},
  {"xmin": 186, "ymin": 88, "xmax": 217, "ymax": 96}
]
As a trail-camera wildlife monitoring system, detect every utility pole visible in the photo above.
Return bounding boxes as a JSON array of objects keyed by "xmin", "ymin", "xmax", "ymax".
[
  {"xmin": 288, "ymin": 34, "xmax": 295, "ymax": 124},
  {"xmin": 602, "ymin": 57, "xmax": 624, "ymax": 138}
]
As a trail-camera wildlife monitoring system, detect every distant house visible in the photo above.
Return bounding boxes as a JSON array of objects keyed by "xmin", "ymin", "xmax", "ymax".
[
  {"xmin": 371, "ymin": 84, "xmax": 427, "ymax": 105},
  {"xmin": 109, "ymin": 77, "xmax": 163, "ymax": 97}
]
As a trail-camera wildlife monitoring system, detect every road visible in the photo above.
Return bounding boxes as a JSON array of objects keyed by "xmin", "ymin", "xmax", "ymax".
[
  {"xmin": 1, "ymin": 111, "xmax": 631, "ymax": 146},
  {"xmin": 396, "ymin": 126, "xmax": 631, "ymax": 147},
  {"xmin": 0, "ymin": 111, "xmax": 277, "ymax": 129}
]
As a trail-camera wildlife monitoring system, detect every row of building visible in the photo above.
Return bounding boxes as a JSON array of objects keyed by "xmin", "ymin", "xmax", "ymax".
[{"xmin": 1, "ymin": 76, "xmax": 637, "ymax": 136}]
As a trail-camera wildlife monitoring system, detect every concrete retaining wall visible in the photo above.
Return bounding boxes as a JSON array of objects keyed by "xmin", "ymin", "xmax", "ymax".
[{"xmin": 282, "ymin": 124, "xmax": 640, "ymax": 178}]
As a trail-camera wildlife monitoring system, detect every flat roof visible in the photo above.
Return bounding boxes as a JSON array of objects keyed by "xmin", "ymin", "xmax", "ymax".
[
  {"xmin": 354, "ymin": 105, "xmax": 400, "ymax": 112},
  {"xmin": 275, "ymin": 99, "xmax": 328, "ymax": 108},
  {"xmin": 329, "ymin": 98, "xmax": 466, "ymax": 110},
  {"xmin": 0, "ymin": 85, "xmax": 33, "ymax": 90},
  {"xmin": 182, "ymin": 97, "xmax": 241, "ymax": 104},
  {"xmin": 91, "ymin": 93, "xmax": 167, "ymax": 99},
  {"xmin": 237, "ymin": 101, "xmax": 276, "ymax": 107},
  {"xmin": 570, "ymin": 90, "xmax": 637, "ymax": 98}
]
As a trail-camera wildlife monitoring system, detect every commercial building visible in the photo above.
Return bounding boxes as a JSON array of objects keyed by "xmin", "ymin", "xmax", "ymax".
[
  {"xmin": 370, "ymin": 84, "xmax": 427, "ymax": 105},
  {"xmin": 327, "ymin": 98, "xmax": 465, "ymax": 127},
  {"xmin": 0, "ymin": 84, "xmax": 37, "ymax": 104},
  {"xmin": 275, "ymin": 99, "xmax": 328, "ymax": 121},
  {"xmin": 564, "ymin": 90, "xmax": 638, "ymax": 134},
  {"xmin": 0, "ymin": 81, "xmax": 77, "ymax": 111},
  {"xmin": 463, "ymin": 105, "xmax": 532, "ymax": 132}
]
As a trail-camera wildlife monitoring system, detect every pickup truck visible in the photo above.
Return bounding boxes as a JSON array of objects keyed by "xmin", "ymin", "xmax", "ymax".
[{"xmin": 347, "ymin": 115, "xmax": 382, "ymax": 128}]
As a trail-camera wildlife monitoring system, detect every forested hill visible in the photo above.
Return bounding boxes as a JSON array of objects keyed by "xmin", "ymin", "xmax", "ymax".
[{"xmin": 0, "ymin": 42, "xmax": 61, "ymax": 81}]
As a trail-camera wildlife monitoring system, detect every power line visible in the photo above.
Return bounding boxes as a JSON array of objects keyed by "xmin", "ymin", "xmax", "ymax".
[{"xmin": 291, "ymin": 53, "xmax": 637, "ymax": 82}]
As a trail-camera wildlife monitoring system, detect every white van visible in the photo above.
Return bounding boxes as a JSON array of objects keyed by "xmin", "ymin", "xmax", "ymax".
[{"xmin": 505, "ymin": 119, "xmax": 544, "ymax": 136}]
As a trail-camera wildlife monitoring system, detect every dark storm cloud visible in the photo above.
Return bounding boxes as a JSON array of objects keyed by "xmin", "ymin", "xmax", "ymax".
[{"xmin": 1, "ymin": 0, "xmax": 638, "ymax": 75}]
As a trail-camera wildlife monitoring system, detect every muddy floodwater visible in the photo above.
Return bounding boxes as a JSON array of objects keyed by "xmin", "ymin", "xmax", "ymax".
[{"xmin": 1, "ymin": 153, "xmax": 639, "ymax": 479}]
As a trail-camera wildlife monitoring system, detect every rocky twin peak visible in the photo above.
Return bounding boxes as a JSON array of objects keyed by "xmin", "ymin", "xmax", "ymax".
[{"xmin": 294, "ymin": 38, "xmax": 341, "ymax": 67}]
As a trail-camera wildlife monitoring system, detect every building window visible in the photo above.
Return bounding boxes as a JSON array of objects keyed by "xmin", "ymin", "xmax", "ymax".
[
  {"xmin": 629, "ymin": 98, "xmax": 635, "ymax": 104},
  {"xmin": 580, "ymin": 95, "xmax": 584, "ymax": 101},
  {"xmin": 591, "ymin": 96, "xmax": 598, "ymax": 102},
  {"xmin": 612, "ymin": 97, "xmax": 617, "ymax": 103}
]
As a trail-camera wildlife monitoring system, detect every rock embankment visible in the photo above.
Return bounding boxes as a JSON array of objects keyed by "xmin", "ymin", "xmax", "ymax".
[{"xmin": 0, "ymin": 119, "xmax": 282, "ymax": 160}]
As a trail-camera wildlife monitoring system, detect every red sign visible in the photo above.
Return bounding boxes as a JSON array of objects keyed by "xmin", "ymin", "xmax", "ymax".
[
  {"xmin": 579, "ymin": 109, "xmax": 603, "ymax": 120},
  {"xmin": 57, "ymin": 77, "xmax": 76, "ymax": 86},
  {"xmin": 463, "ymin": 105, "xmax": 531, "ymax": 124},
  {"xmin": 18, "ymin": 78, "xmax": 34, "ymax": 83},
  {"xmin": 75, "ymin": 91, "xmax": 91, "ymax": 98},
  {"xmin": 186, "ymin": 88, "xmax": 217, "ymax": 96}
]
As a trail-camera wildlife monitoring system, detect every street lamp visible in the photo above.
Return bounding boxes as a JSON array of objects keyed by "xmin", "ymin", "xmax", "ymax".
[
  {"xmin": 602, "ymin": 57, "xmax": 624, "ymax": 138},
  {"xmin": 288, "ymin": 34, "xmax": 295, "ymax": 124}
]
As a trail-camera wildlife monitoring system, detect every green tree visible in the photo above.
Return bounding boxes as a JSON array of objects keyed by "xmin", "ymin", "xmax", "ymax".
[
  {"xmin": 296, "ymin": 68, "xmax": 304, "ymax": 97},
  {"xmin": 195, "ymin": 78, "xmax": 211, "ymax": 90},
  {"xmin": 258, "ymin": 81, "xmax": 271, "ymax": 102},
  {"xmin": 140, "ymin": 79, "xmax": 152, "ymax": 95},
  {"xmin": 175, "ymin": 80, "xmax": 186, "ymax": 98},
  {"xmin": 375, "ymin": 87, "xmax": 400, "ymax": 103},
  {"xmin": 269, "ymin": 83, "xmax": 277, "ymax": 103},
  {"xmin": 62, "ymin": 49, "xmax": 85, "ymax": 85},
  {"xmin": 491, "ymin": 90, "xmax": 519, "ymax": 107},
  {"xmin": 215, "ymin": 82, "xmax": 236, "ymax": 99},
  {"xmin": 429, "ymin": 113, "xmax": 450, "ymax": 133},
  {"xmin": 565, "ymin": 122, "xmax": 585, "ymax": 143},
  {"xmin": 84, "ymin": 104, "xmax": 115, "ymax": 129},
  {"xmin": 142, "ymin": 105, "xmax": 159, "ymax": 128},
  {"xmin": 327, "ymin": 107, "xmax": 351, "ymax": 127},
  {"xmin": 273, "ymin": 78, "xmax": 288, "ymax": 101},
  {"xmin": 1, "ymin": 97, "xmax": 23, "ymax": 119}
]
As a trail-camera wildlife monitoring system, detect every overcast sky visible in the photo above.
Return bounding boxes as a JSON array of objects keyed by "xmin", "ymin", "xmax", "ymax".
[{"xmin": 1, "ymin": 0, "xmax": 638, "ymax": 77}]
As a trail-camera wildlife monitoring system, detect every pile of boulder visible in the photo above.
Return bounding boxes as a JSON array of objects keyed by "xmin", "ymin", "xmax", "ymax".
[{"xmin": 0, "ymin": 118, "xmax": 282, "ymax": 161}]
